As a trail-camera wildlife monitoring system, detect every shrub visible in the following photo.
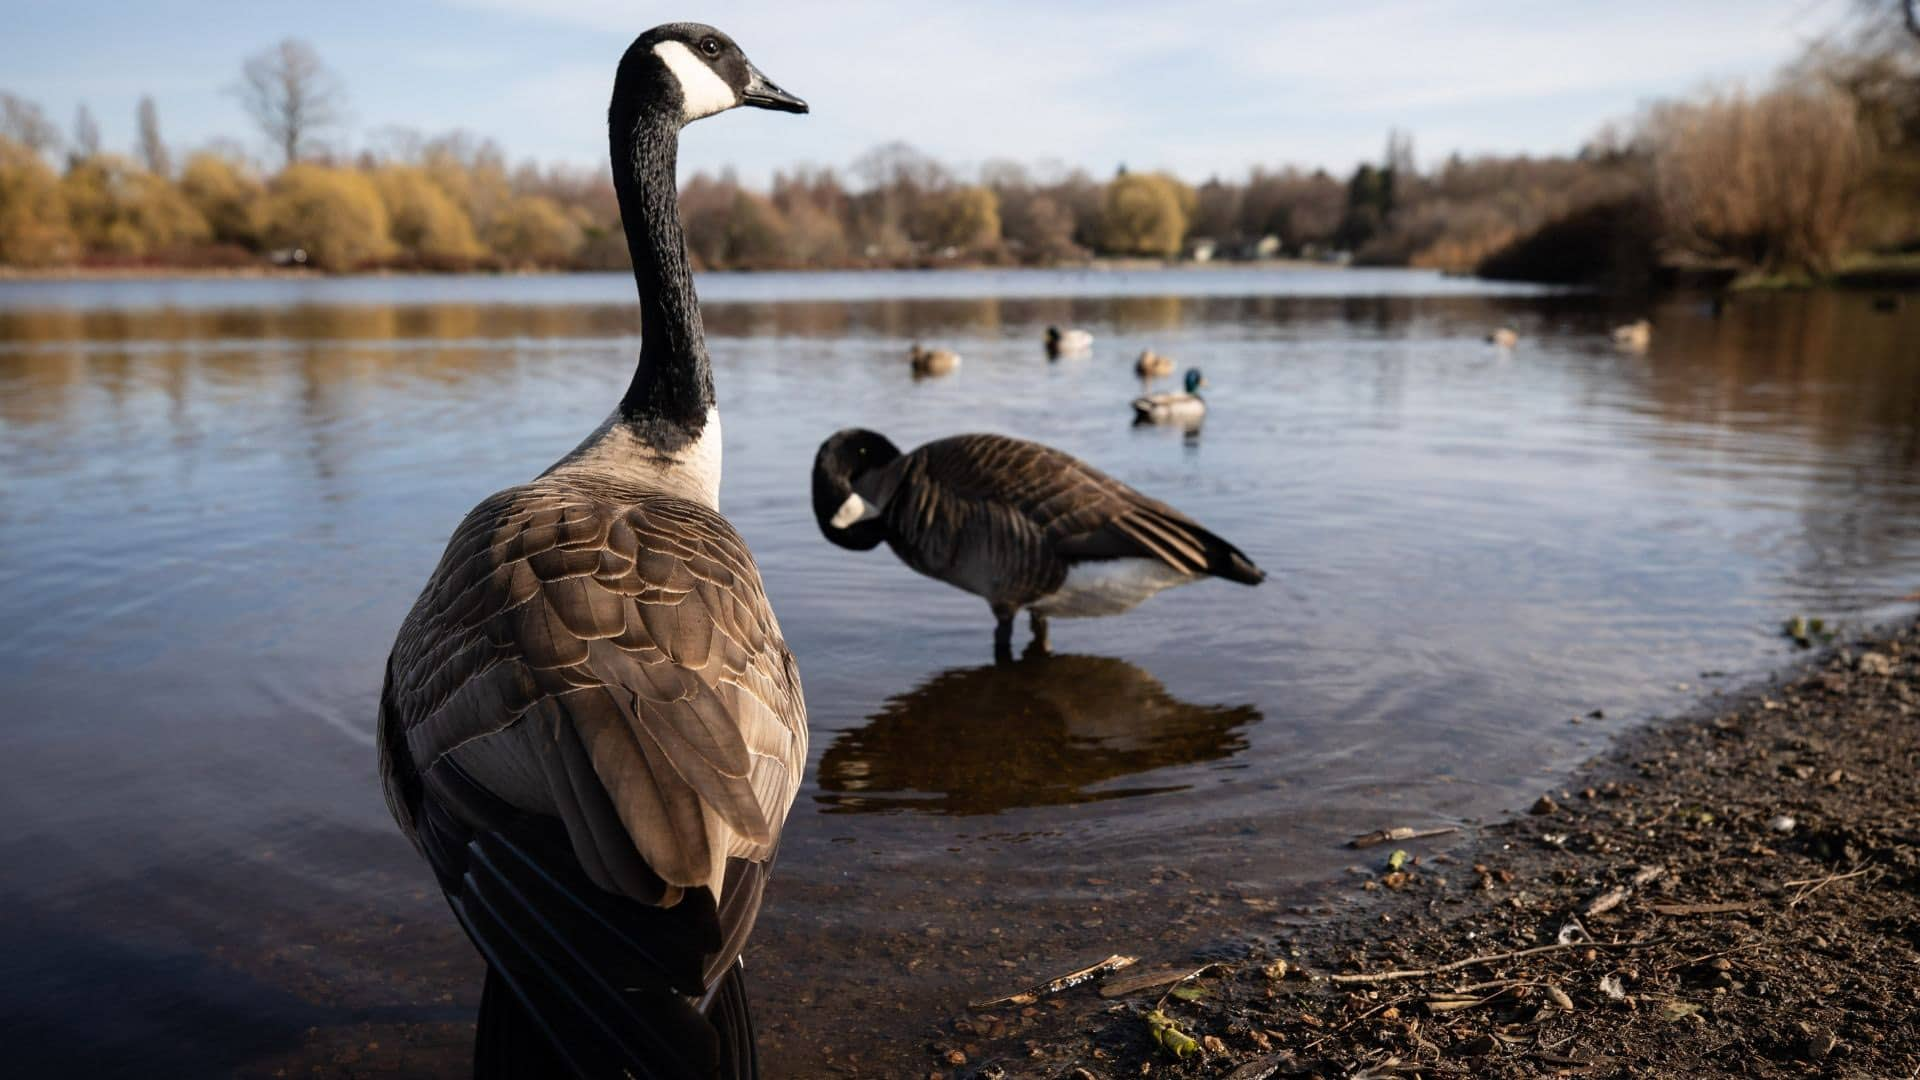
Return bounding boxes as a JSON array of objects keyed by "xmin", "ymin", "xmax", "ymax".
[
  {"xmin": 485, "ymin": 194, "xmax": 581, "ymax": 266},
  {"xmin": 373, "ymin": 166, "xmax": 483, "ymax": 263},
  {"xmin": 251, "ymin": 163, "xmax": 393, "ymax": 269},
  {"xmin": 61, "ymin": 154, "xmax": 208, "ymax": 257},
  {"xmin": 178, "ymin": 152, "xmax": 262, "ymax": 246},
  {"xmin": 0, "ymin": 136, "xmax": 77, "ymax": 266},
  {"xmin": 1647, "ymin": 85, "xmax": 1872, "ymax": 274}
]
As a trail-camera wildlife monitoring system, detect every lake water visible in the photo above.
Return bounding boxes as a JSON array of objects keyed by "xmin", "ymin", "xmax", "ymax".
[{"xmin": 1, "ymin": 268, "xmax": 1915, "ymax": 1077}]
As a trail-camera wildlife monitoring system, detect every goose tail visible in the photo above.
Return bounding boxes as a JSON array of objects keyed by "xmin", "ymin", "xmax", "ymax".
[
  {"xmin": 475, "ymin": 965, "xmax": 569, "ymax": 1079},
  {"xmin": 1195, "ymin": 526, "xmax": 1266, "ymax": 586},
  {"xmin": 706, "ymin": 960, "xmax": 760, "ymax": 1079}
]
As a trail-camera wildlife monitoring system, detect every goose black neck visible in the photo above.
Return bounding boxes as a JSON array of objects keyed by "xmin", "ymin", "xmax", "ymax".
[{"xmin": 611, "ymin": 97, "xmax": 711, "ymax": 449}]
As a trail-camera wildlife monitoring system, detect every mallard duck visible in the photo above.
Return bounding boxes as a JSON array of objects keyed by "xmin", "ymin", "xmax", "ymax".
[
  {"xmin": 1135, "ymin": 349, "xmax": 1175, "ymax": 377},
  {"xmin": 1131, "ymin": 368, "xmax": 1207, "ymax": 425},
  {"xmin": 811, "ymin": 429, "xmax": 1264, "ymax": 660},
  {"xmin": 378, "ymin": 23, "xmax": 809, "ymax": 1078},
  {"xmin": 1611, "ymin": 319, "xmax": 1651, "ymax": 350},
  {"xmin": 1487, "ymin": 326, "xmax": 1519, "ymax": 348},
  {"xmin": 909, "ymin": 343, "xmax": 960, "ymax": 376},
  {"xmin": 1045, "ymin": 325, "xmax": 1093, "ymax": 357}
]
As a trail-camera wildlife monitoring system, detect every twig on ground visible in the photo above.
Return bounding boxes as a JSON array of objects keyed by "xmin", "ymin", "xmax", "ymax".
[
  {"xmin": 968, "ymin": 953, "xmax": 1136, "ymax": 1008},
  {"xmin": 1786, "ymin": 867, "xmax": 1875, "ymax": 907},
  {"xmin": 1348, "ymin": 826, "xmax": 1460, "ymax": 849},
  {"xmin": 1325, "ymin": 940, "xmax": 1653, "ymax": 985}
]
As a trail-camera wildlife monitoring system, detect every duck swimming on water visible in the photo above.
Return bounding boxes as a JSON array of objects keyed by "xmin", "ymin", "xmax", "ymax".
[
  {"xmin": 811, "ymin": 429, "xmax": 1264, "ymax": 661},
  {"xmin": 379, "ymin": 23, "xmax": 808, "ymax": 1079},
  {"xmin": 1132, "ymin": 367, "xmax": 1208, "ymax": 425},
  {"xmin": 1045, "ymin": 325, "xmax": 1094, "ymax": 357}
]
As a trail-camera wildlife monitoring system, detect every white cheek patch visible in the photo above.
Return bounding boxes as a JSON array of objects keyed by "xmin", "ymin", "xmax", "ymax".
[
  {"xmin": 653, "ymin": 41, "xmax": 737, "ymax": 121},
  {"xmin": 829, "ymin": 492, "xmax": 879, "ymax": 530}
]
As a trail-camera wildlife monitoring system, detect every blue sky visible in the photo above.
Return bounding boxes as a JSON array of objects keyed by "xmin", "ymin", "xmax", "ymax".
[{"xmin": 1, "ymin": 1, "xmax": 1854, "ymax": 185}]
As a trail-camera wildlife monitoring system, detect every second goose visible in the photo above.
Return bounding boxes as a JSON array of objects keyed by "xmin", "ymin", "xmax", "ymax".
[{"xmin": 812, "ymin": 430, "xmax": 1264, "ymax": 660}]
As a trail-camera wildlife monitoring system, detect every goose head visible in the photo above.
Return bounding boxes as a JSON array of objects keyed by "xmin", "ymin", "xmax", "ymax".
[
  {"xmin": 617, "ymin": 23, "xmax": 808, "ymax": 127},
  {"xmin": 812, "ymin": 428, "xmax": 902, "ymax": 551},
  {"xmin": 1183, "ymin": 368, "xmax": 1207, "ymax": 394}
]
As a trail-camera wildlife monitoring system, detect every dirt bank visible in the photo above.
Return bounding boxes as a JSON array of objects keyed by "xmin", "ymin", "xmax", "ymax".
[{"xmin": 940, "ymin": 622, "xmax": 1920, "ymax": 1078}]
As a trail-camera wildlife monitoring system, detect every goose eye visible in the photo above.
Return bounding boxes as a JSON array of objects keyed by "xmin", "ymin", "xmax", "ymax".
[{"xmin": 700, "ymin": 38, "xmax": 721, "ymax": 57}]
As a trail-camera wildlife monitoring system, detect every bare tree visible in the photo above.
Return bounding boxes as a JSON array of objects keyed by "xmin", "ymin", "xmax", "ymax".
[
  {"xmin": 136, "ymin": 95, "xmax": 170, "ymax": 176},
  {"xmin": 230, "ymin": 39, "xmax": 345, "ymax": 166},
  {"xmin": 0, "ymin": 92, "xmax": 61, "ymax": 154},
  {"xmin": 72, "ymin": 103, "xmax": 100, "ymax": 160}
]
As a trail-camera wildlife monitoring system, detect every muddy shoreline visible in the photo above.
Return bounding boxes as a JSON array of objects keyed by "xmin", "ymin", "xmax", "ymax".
[{"xmin": 940, "ymin": 621, "xmax": 1920, "ymax": 1078}]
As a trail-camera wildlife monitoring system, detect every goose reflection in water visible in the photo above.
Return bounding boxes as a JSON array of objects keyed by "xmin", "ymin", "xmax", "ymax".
[{"xmin": 816, "ymin": 653, "xmax": 1261, "ymax": 815}]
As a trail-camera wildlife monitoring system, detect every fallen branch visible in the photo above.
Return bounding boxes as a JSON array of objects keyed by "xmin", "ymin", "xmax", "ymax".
[
  {"xmin": 968, "ymin": 953, "xmax": 1136, "ymax": 1008},
  {"xmin": 1325, "ymin": 939, "xmax": 1652, "ymax": 985},
  {"xmin": 1348, "ymin": 825, "xmax": 1460, "ymax": 849},
  {"xmin": 1100, "ymin": 961, "xmax": 1225, "ymax": 999}
]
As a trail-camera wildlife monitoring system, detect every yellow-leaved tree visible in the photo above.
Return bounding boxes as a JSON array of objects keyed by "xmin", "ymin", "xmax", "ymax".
[
  {"xmin": 0, "ymin": 137, "xmax": 78, "ymax": 266},
  {"xmin": 178, "ymin": 152, "xmax": 263, "ymax": 246},
  {"xmin": 61, "ymin": 154, "xmax": 209, "ymax": 257},
  {"xmin": 1099, "ymin": 172, "xmax": 1193, "ymax": 257},
  {"xmin": 486, "ymin": 194, "xmax": 581, "ymax": 266},
  {"xmin": 373, "ymin": 166, "xmax": 484, "ymax": 263},
  {"xmin": 251, "ymin": 164, "xmax": 394, "ymax": 269}
]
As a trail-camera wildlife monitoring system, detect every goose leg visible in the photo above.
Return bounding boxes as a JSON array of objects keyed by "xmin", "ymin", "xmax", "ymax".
[
  {"xmin": 1027, "ymin": 611, "xmax": 1051, "ymax": 657},
  {"xmin": 992, "ymin": 603, "xmax": 1016, "ymax": 665}
]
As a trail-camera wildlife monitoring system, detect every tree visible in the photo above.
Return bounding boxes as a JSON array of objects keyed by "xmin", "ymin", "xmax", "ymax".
[
  {"xmin": 372, "ymin": 165, "xmax": 483, "ymax": 263},
  {"xmin": 1099, "ymin": 172, "xmax": 1191, "ymax": 256},
  {"xmin": 0, "ymin": 93, "xmax": 61, "ymax": 155},
  {"xmin": 486, "ymin": 194, "xmax": 581, "ymax": 266},
  {"xmin": 71, "ymin": 103, "xmax": 100, "ymax": 162},
  {"xmin": 0, "ymin": 136, "xmax": 77, "ymax": 265},
  {"xmin": 60, "ymin": 154, "xmax": 209, "ymax": 256},
  {"xmin": 930, "ymin": 186, "xmax": 1001, "ymax": 253},
  {"xmin": 179, "ymin": 152, "xmax": 262, "ymax": 245},
  {"xmin": 137, "ymin": 96, "xmax": 170, "ymax": 177},
  {"xmin": 251, "ymin": 164, "xmax": 393, "ymax": 268},
  {"xmin": 232, "ymin": 39, "xmax": 346, "ymax": 165}
]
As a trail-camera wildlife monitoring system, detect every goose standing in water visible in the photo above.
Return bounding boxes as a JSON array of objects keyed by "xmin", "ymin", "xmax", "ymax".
[
  {"xmin": 379, "ymin": 24, "xmax": 808, "ymax": 1079},
  {"xmin": 811, "ymin": 430, "xmax": 1264, "ymax": 660},
  {"xmin": 1135, "ymin": 348, "xmax": 1175, "ymax": 378},
  {"xmin": 909, "ymin": 343, "xmax": 960, "ymax": 377},
  {"xmin": 1132, "ymin": 367, "xmax": 1208, "ymax": 425},
  {"xmin": 1045, "ymin": 325, "xmax": 1094, "ymax": 358}
]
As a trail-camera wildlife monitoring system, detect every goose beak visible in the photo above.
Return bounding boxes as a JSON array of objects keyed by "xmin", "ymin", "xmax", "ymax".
[{"xmin": 742, "ymin": 64, "xmax": 808, "ymax": 113}]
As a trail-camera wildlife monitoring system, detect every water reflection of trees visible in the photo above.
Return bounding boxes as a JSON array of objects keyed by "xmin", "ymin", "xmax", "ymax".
[{"xmin": 815, "ymin": 653, "xmax": 1260, "ymax": 815}]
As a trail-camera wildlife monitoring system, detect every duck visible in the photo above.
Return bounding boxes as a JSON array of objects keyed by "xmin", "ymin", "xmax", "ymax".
[
  {"xmin": 378, "ymin": 24, "xmax": 808, "ymax": 1079},
  {"xmin": 1045, "ymin": 325, "xmax": 1094, "ymax": 357},
  {"xmin": 811, "ymin": 429, "xmax": 1264, "ymax": 661},
  {"xmin": 909, "ymin": 342, "xmax": 960, "ymax": 377},
  {"xmin": 1872, "ymin": 294, "xmax": 1902, "ymax": 313},
  {"xmin": 1487, "ymin": 326, "xmax": 1519, "ymax": 348},
  {"xmin": 1135, "ymin": 349, "xmax": 1175, "ymax": 377},
  {"xmin": 1610, "ymin": 319, "xmax": 1652, "ymax": 350},
  {"xmin": 1131, "ymin": 367, "xmax": 1208, "ymax": 425}
]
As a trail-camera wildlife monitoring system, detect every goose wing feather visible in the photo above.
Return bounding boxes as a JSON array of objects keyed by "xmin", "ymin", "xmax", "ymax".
[
  {"xmin": 879, "ymin": 434, "xmax": 1263, "ymax": 595},
  {"xmin": 380, "ymin": 481, "xmax": 806, "ymax": 982}
]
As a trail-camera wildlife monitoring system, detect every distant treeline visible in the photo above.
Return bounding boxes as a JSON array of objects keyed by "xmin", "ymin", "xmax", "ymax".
[{"xmin": 0, "ymin": 26, "xmax": 1914, "ymax": 285}]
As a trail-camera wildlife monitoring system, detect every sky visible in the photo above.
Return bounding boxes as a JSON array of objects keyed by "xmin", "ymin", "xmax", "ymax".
[{"xmin": 0, "ymin": 0, "xmax": 1858, "ymax": 186}]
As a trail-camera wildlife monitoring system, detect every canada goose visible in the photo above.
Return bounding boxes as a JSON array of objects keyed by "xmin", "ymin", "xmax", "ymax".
[
  {"xmin": 1135, "ymin": 349, "xmax": 1175, "ymax": 377},
  {"xmin": 1487, "ymin": 326, "xmax": 1519, "ymax": 348},
  {"xmin": 378, "ymin": 24, "xmax": 808, "ymax": 1079},
  {"xmin": 811, "ymin": 429, "xmax": 1263, "ymax": 660},
  {"xmin": 1131, "ymin": 367, "xmax": 1208, "ymax": 425},
  {"xmin": 1045, "ymin": 325, "xmax": 1094, "ymax": 357},
  {"xmin": 817, "ymin": 653, "xmax": 1261, "ymax": 815},
  {"xmin": 1611, "ymin": 319, "xmax": 1651, "ymax": 350},
  {"xmin": 909, "ymin": 343, "xmax": 960, "ymax": 377}
]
